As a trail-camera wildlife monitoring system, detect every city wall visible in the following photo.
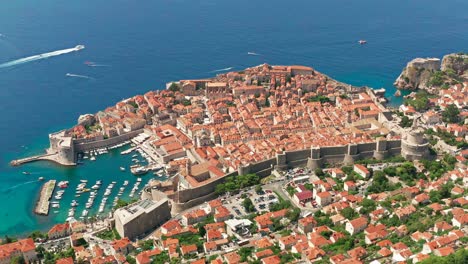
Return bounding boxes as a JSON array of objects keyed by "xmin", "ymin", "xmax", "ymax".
[
  {"xmin": 168, "ymin": 139, "xmax": 404, "ymax": 213},
  {"xmin": 74, "ymin": 129, "xmax": 143, "ymax": 152}
]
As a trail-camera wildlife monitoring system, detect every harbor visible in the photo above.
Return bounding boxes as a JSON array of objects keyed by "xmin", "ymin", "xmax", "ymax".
[
  {"xmin": 34, "ymin": 180, "xmax": 56, "ymax": 216},
  {"xmin": 28, "ymin": 142, "xmax": 167, "ymax": 223}
]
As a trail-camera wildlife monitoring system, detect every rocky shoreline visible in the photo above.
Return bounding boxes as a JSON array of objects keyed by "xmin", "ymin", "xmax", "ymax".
[{"xmin": 394, "ymin": 52, "xmax": 467, "ymax": 93}]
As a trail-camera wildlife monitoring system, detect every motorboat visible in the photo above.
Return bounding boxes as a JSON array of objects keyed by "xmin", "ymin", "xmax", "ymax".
[
  {"xmin": 52, "ymin": 204, "xmax": 60, "ymax": 208},
  {"xmin": 80, "ymin": 180, "xmax": 88, "ymax": 183},
  {"xmin": 120, "ymin": 167, "xmax": 126, "ymax": 171},
  {"xmin": 82, "ymin": 210, "xmax": 88, "ymax": 217},
  {"xmin": 71, "ymin": 200, "xmax": 79, "ymax": 207},
  {"xmin": 96, "ymin": 180, "xmax": 102, "ymax": 185},
  {"xmin": 91, "ymin": 185, "xmax": 100, "ymax": 190},
  {"xmin": 58, "ymin": 181, "xmax": 69, "ymax": 188},
  {"xmin": 123, "ymin": 181, "xmax": 128, "ymax": 186},
  {"xmin": 22, "ymin": 171, "xmax": 31, "ymax": 175},
  {"xmin": 38, "ymin": 177, "xmax": 45, "ymax": 181},
  {"xmin": 358, "ymin": 40, "xmax": 367, "ymax": 45},
  {"xmin": 90, "ymin": 156, "xmax": 96, "ymax": 161}
]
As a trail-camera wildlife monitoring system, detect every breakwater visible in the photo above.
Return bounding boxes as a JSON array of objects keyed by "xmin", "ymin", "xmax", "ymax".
[{"xmin": 34, "ymin": 180, "xmax": 56, "ymax": 216}]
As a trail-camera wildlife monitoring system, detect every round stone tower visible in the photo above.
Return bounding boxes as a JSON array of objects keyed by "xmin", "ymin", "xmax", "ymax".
[{"xmin": 401, "ymin": 127, "xmax": 429, "ymax": 161}]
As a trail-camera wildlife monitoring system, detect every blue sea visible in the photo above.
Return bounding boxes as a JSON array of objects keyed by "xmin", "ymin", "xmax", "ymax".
[{"xmin": 0, "ymin": 0, "xmax": 466, "ymax": 237}]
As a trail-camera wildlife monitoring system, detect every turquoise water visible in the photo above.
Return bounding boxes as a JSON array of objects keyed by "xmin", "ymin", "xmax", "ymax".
[{"xmin": 0, "ymin": 0, "xmax": 467, "ymax": 236}]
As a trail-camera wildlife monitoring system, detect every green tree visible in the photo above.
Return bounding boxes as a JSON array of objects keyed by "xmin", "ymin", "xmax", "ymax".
[
  {"xmin": 442, "ymin": 104, "xmax": 460, "ymax": 123},
  {"xmin": 400, "ymin": 116, "xmax": 412, "ymax": 128},
  {"xmin": 242, "ymin": 198, "xmax": 255, "ymax": 213},
  {"xmin": 168, "ymin": 82, "xmax": 180, "ymax": 92}
]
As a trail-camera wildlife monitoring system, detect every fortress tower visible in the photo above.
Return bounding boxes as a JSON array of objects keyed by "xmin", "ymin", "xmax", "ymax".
[
  {"xmin": 343, "ymin": 144, "xmax": 359, "ymax": 165},
  {"xmin": 373, "ymin": 138, "xmax": 389, "ymax": 160},
  {"xmin": 401, "ymin": 127, "xmax": 429, "ymax": 161},
  {"xmin": 307, "ymin": 147, "xmax": 322, "ymax": 170}
]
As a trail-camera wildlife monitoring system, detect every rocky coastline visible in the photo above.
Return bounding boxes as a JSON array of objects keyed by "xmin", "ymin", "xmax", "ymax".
[{"xmin": 394, "ymin": 52, "xmax": 467, "ymax": 93}]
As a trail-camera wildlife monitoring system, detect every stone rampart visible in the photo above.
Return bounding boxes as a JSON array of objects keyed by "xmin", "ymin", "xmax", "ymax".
[{"xmin": 74, "ymin": 129, "xmax": 143, "ymax": 152}]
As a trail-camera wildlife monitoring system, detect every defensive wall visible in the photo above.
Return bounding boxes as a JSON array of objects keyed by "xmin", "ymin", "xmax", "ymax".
[
  {"xmin": 74, "ymin": 129, "xmax": 144, "ymax": 152},
  {"xmin": 166, "ymin": 138, "xmax": 403, "ymax": 213}
]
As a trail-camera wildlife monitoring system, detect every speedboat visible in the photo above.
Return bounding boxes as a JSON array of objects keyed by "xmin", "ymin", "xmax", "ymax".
[
  {"xmin": 75, "ymin": 45, "xmax": 85, "ymax": 50},
  {"xmin": 358, "ymin": 40, "xmax": 367, "ymax": 45}
]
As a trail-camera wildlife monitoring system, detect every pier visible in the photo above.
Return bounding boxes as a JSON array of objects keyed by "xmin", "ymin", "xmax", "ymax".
[
  {"xmin": 34, "ymin": 180, "xmax": 56, "ymax": 216},
  {"xmin": 10, "ymin": 152, "xmax": 75, "ymax": 167}
]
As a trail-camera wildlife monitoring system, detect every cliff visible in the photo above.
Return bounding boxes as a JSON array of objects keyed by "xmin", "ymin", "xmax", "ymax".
[
  {"xmin": 441, "ymin": 53, "xmax": 468, "ymax": 78},
  {"xmin": 394, "ymin": 58, "xmax": 441, "ymax": 90},
  {"xmin": 394, "ymin": 53, "xmax": 467, "ymax": 92}
]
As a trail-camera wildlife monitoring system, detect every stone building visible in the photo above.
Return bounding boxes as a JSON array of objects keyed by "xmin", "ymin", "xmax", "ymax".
[{"xmin": 114, "ymin": 199, "xmax": 171, "ymax": 240}]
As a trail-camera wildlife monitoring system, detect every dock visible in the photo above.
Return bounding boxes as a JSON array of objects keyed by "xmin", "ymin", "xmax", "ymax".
[
  {"xmin": 34, "ymin": 180, "xmax": 56, "ymax": 216},
  {"xmin": 10, "ymin": 152, "xmax": 75, "ymax": 167}
]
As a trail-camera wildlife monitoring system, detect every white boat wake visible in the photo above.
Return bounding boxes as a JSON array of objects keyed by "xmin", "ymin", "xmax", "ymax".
[
  {"xmin": 0, "ymin": 45, "xmax": 85, "ymax": 69},
  {"xmin": 66, "ymin": 73, "xmax": 94, "ymax": 80},
  {"xmin": 247, "ymin": 51, "xmax": 260, "ymax": 56},
  {"xmin": 210, "ymin": 67, "xmax": 233, "ymax": 72},
  {"xmin": 88, "ymin": 63, "xmax": 110, "ymax": 67},
  {"xmin": 3, "ymin": 180, "xmax": 37, "ymax": 193}
]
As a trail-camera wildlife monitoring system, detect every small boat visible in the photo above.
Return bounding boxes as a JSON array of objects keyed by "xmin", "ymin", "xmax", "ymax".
[
  {"xmin": 58, "ymin": 181, "xmax": 69, "ymax": 188},
  {"xmin": 54, "ymin": 211, "xmax": 59, "ymax": 214},
  {"xmin": 80, "ymin": 180, "xmax": 88, "ymax": 183},
  {"xmin": 120, "ymin": 167, "xmax": 126, "ymax": 171},
  {"xmin": 54, "ymin": 195, "xmax": 62, "ymax": 200},
  {"xmin": 22, "ymin": 171, "xmax": 31, "ymax": 175},
  {"xmin": 358, "ymin": 40, "xmax": 367, "ymax": 45},
  {"xmin": 132, "ymin": 154, "xmax": 138, "ymax": 158},
  {"xmin": 90, "ymin": 156, "xmax": 96, "ymax": 161},
  {"xmin": 38, "ymin": 177, "xmax": 45, "ymax": 181}
]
